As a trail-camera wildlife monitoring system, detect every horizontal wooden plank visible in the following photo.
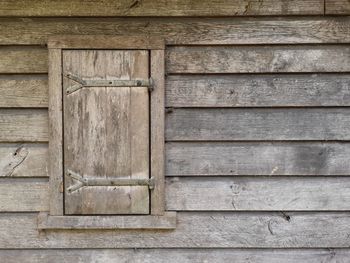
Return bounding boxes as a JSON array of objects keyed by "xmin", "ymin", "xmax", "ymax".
[
  {"xmin": 166, "ymin": 142, "xmax": 350, "ymax": 176},
  {"xmin": 166, "ymin": 74, "xmax": 350, "ymax": 107},
  {"xmin": 1, "ymin": 249, "xmax": 349, "ymax": 263},
  {"xmin": 166, "ymin": 108, "xmax": 350, "ymax": 141},
  {"xmin": 0, "ymin": 179, "xmax": 48, "ymax": 212},
  {"xmin": 0, "ymin": 75, "xmax": 47, "ymax": 107},
  {"xmin": 166, "ymin": 177, "xmax": 350, "ymax": 211},
  {"xmin": 1, "ymin": 17, "xmax": 350, "ymax": 45},
  {"xmin": 0, "ymin": 47, "xmax": 47, "ymax": 73},
  {"xmin": 326, "ymin": 0, "xmax": 350, "ymax": 14},
  {"xmin": 0, "ymin": 109, "xmax": 48, "ymax": 142},
  {"xmin": 167, "ymin": 45, "xmax": 350, "ymax": 73},
  {"xmin": 5, "ymin": 177, "xmax": 350, "ymax": 212},
  {"xmin": 0, "ymin": 0, "xmax": 324, "ymax": 16},
  {"xmin": 1, "ymin": 212, "xmax": 350, "ymax": 248},
  {"xmin": 0, "ymin": 144, "xmax": 48, "ymax": 177}
]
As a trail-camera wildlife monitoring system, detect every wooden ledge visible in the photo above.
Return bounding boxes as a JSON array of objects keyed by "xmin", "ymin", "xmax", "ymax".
[{"xmin": 37, "ymin": 212, "xmax": 176, "ymax": 230}]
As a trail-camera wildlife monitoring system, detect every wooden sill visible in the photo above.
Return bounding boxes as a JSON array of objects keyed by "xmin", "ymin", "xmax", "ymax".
[{"xmin": 37, "ymin": 212, "xmax": 176, "ymax": 230}]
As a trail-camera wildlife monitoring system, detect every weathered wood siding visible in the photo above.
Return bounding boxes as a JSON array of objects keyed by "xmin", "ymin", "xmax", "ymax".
[{"xmin": 1, "ymin": 1, "xmax": 350, "ymax": 261}]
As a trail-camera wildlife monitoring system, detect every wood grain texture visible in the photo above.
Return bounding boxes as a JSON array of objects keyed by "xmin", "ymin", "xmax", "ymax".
[
  {"xmin": 326, "ymin": 0, "xmax": 350, "ymax": 14},
  {"xmin": 166, "ymin": 108, "xmax": 350, "ymax": 141},
  {"xmin": 0, "ymin": 109, "xmax": 48, "ymax": 142},
  {"xmin": 1, "ymin": 17, "xmax": 350, "ymax": 45},
  {"xmin": 63, "ymin": 50, "xmax": 150, "ymax": 215},
  {"xmin": 0, "ymin": 75, "xmax": 47, "ymax": 107},
  {"xmin": 0, "ymin": 47, "xmax": 47, "ymax": 73},
  {"xmin": 1, "ymin": 249, "xmax": 349, "ymax": 263},
  {"xmin": 166, "ymin": 142, "xmax": 350, "ymax": 176},
  {"xmin": 166, "ymin": 177, "xmax": 350, "ymax": 211},
  {"xmin": 1, "ymin": 212, "xmax": 350, "ymax": 248},
  {"xmin": 0, "ymin": 0, "xmax": 324, "ymax": 16},
  {"xmin": 0, "ymin": 179, "xmax": 48, "ymax": 211},
  {"xmin": 0, "ymin": 144, "xmax": 47, "ymax": 178},
  {"xmin": 6, "ymin": 177, "xmax": 350, "ymax": 212},
  {"xmin": 167, "ymin": 45, "xmax": 350, "ymax": 73},
  {"xmin": 166, "ymin": 74, "xmax": 350, "ymax": 107}
]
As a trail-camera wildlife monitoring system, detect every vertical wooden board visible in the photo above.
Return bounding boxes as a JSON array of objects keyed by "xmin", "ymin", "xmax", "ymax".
[{"xmin": 63, "ymin": 50, "xmax": 149, "ymax": 215}]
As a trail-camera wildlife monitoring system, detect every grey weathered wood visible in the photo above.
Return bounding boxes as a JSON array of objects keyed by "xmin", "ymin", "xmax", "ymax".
[
  {"xmin": 166, "ymin": 142, "xmax": 350, "ymax": 176},
  {"xmin": 0, "ymin": 179, "xmax": 48, "ymax": 211},
  {"xmin": 0, "ymin": 47, "xmax": 47, "ymax": 73},
  {"xmin": 0, "ymin": 144, "xmax": 48, "ymax": 178},
  {"xmin": 166, "ymin": 177, "xmax": 350, "ymax": 211},
  {"xmin": 1, "ymin": 249, "xmax": 349, "ymax": 263},
  {"xmin": 166, "ymin": 108, "xmax": 350, "ymax": 141},
  {"xmin": 1, "ymin": 17, "xmax": 350, "ymax": 45},
  {"xmin": 151, "ymin": 50, "xmax": 166, "ymax": 215},
  {"xmin": 0, "ymin": 109, "xmax": 48, "ymax": 142},
  {"xmin": 6, "ymin": 177, "xmax": 350, "ymax": 211},
  {"xmin": 167, "ymin": 45, "xmax": 350, "ymax": 73},
  {"xmin": 325, "ymin": 0, "xmax": 350, "ymax": 14},
  {"xmin": 38, "ymin": 212, "xmax": 176, "ymax": 230},
  {"xmin": 48, "ymin": 48, "xmax": 63, "ymax": 215},
  {"xmin": 63, "ymin": 50, "xmax": 149, "ymax": 215},
  {"xmin": 1, "ymin": 212, "xmax": 350, "ymax": 247},
  {"xmin": 0, "ymin": 75, "xmax": 47, "ymax": 108},
  {"xmin": 166, "ymin": 74, "xmax": 350, "ymax": 107},
  {"xmin": 0, "ymin": 0, "xmax": 324, "ymax": 16}
]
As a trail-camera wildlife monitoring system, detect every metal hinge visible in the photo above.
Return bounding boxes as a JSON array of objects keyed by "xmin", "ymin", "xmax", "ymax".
[
  {"xmin": 65, "ymin": 73, "xmax": 154, "ymax": 95},
  {"xmin": 66, "ymin": 169, "xmax": 154, "ymax": 193}
]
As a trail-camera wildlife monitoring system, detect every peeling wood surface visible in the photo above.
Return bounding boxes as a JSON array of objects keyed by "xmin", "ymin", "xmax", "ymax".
[
  {"xmin": 1, "ymin": 17, "xmax": 350, "ymax": 45},
  {"xmin": 167, "ymin": 45, "xmax": 350, "ymax": 73},
  {"xmin": 0, "ymin": 109, "xmax": 48, "ymax": 142},
  {"xmin": 0, "ymin": 0, "xmax": 324, "ymax": 16},
  {"xmin": 166, "ymin": 74, "xmax": 350, "ymax": 107},
  {"xmin": 1, "ymin": 249, "xmax": 349, "ymax": 263},
  {"xmin": 0, "ymin": 144, "xmax": 47, "ymax": 177},
  {"xmin": 166, "ymin": 142, "xmax": 350, "ymax": 176},
  {"xmin": 325, "ymin": 0, "xmax": 350, "ymax": 14},
  {"xmin": 166, "ymin": 108, "xmax": 350, "ymax": 141},
  {"xmin": 1, "ymin": 212, "xmax": 350, "ymax": 248}
]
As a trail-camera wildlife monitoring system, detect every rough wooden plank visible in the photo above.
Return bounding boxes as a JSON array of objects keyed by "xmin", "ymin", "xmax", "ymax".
[
  {"xmin": 166, "ymin": 108, "xmax": 350, "ymax": 141},
  {"xmin": 6, "ymin": 177, "xmax": 350, "ymax": 212},
  {"xmin": 325, "ymin": 0, "xmax": 350, "ymax": 14},
  {"xmin": 0, "ymin": 109, "xmax": 48, "ymax": 142},
  {"xmin": 2, "ymin": 249, "xmax": 349, "ymax": 263},
  {"xmin": 1, "ymin": 17, "xmax": 350, "ymax": 45},
  {"xmin": 166, "ymin": 74, "xmax": 350, "ymax": 107},
  {"xmin": 0, "ymin": 47, "xmax": 47, "ymax": 73},
  {"xmin": 166, "ymin": 142, "xmax": 350, "ymax": 176},
  {"xmin": 151, "ymin": 50, "xmax": 166, "ymax": 215},
  {"xmin": 0, "ymin": 0, "xmax": 324, "ymax": 16},
  {"xmin": 0, "ymin": 75, "xmax": 47, "ymax": 108},
  {"xmin": 63, "ymin": 50, "xmax": 149, "ymax": 215},
  {"xmin": 38, "ymin": 212, "xmax": 176, "ymax": 230},
  {"xmin": 1, "ymin": 212, "xmax": 350, "ymax": 248},
  {"xmin": 166, "ymin": 177, "xmax": 350, "ymax": 211},
  {"xmin": 0, "ymin": 143, "xmax": 48, "ymax": 178},
  {"xmin": 167, "ymin": 45, "xmax": 350, "ymax": 73},
  {"xmin": 0, "ymin": 179, "xmax": 48, "ymax": 211}
]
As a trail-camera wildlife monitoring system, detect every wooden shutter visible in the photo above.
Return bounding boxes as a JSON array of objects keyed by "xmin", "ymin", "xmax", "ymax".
[{"xmin": 63, "ymin": 50, "xmax": 150, "ymax": 215}]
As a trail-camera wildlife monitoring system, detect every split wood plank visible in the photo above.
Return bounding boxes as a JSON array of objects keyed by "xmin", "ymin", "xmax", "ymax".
[
  {"xmin": 1, "ymin": 17, "xmax": 350, "ymax": 45},
  {"xmin": 1, "ymin": 249, "xmax": 349, "ymax": 263},
  {"xmin": 166, "ymin": 74, "xmax": 350, "ymax": 107},
  {"xmin": 167, "ymin": 45, "xmax": 350, "ymax": 73},
  {"xmin": 166, "ymin": 108, "xmax": 350, "ymax": 141},
  {"xmin": 1, "ymin": 212, "xmax": 350, "ymax": 248},
  {"xmin": 325, "ymin": 0, "xmax": 350, "ymax": 14},
  {"xmin": 0, "ymin": 0, "xmax": 324, "ymax": 16},
  {"xmin": 166, "ymin": 142, "xmax": 350, "ymax": 176}
]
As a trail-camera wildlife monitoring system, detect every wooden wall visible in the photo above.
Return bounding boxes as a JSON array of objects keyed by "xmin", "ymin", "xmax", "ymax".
[{"xmin": 1, "ymin": 0, "xmax": 350, "ymax": 262}]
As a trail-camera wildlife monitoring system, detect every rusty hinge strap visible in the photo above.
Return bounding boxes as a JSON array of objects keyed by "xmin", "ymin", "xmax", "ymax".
[
  {"xmin": 65, "ymin": 73, "xmax": 153, "ymax": 95},
  {"xmin": 66, "ymin": 169, "xmax": 154, "ymax": 193}
]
